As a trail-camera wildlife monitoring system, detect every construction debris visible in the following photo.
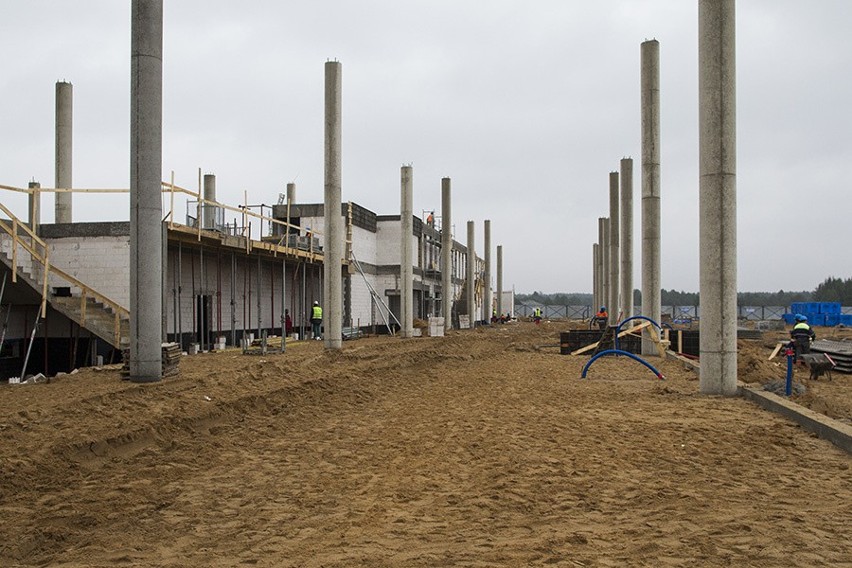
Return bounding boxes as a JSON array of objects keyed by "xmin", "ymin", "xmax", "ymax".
[{"xmin": 810, "ymin": 339, "xmax": 852, "ymax": 373}]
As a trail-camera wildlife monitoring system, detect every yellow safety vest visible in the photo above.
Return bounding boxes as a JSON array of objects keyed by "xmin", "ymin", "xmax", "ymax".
[{"xmin": 312, "ymin": 305, "xmax": 323, "ymax": 320}]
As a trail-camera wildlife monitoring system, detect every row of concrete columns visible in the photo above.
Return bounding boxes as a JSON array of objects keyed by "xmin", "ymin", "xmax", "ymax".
[
  {"xmin": 593, "ymin": 161, "xmax": 635, "ymax": 323},
  {"xmin": 123, "ymin": 2, "xmax": 732, "ymax": 393},
  {"xmin": 589, "ymin": 4, "xmax": 737, "ymax": 397},
  {"xmin": 399, "ymin": 169, "xmax": 500, "ymax": 334}
]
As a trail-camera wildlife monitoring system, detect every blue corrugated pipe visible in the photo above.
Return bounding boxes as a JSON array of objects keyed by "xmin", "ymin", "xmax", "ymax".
[{"xmin": 581, "ymin": 349, "xmax": 665, "ymax": 380}]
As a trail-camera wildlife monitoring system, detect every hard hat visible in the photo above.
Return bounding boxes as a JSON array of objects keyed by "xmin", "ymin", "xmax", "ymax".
[
  {"xmin": 794, "ymin": 314, "xmax": 806, "ymax": 322},
  {"xmin": 313, "ymin": 301, "xmax": 319, "ymax": 306},
  {"xmin": 600, "ymin": 306, "xmax": 606, "ymax": 311}
]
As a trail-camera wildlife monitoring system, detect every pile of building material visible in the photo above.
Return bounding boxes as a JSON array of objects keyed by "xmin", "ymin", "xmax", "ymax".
[
  {"xmin": 121, "ymin": 342, "xmax": 181, "ymax": 379},
  {"xmin": 810, "ymin": 339, "xmax": 852, "ymax": 373},
  {"xmin": 161, "ymin": 343, "xmax": 181, "ymax": 376},
  {"xmin": 428, "ymin": 317, "xmax": 445, "ymax": 337}
]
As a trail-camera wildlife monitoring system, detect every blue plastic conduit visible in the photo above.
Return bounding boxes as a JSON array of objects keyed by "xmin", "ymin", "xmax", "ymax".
[
  {"xmin": 581, "ymin": 349, "xmax": 665, "ymax": 380},
  {"xmin": 614, "ymin": 316, "xmax": 663, "ymax": 352}
]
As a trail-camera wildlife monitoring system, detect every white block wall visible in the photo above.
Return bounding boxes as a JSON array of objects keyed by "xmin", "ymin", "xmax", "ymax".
[
  {"xmin": 46, "ymin": 236, "xmax": 131, "ymax": 308},
  {"xmin": 348, "ymin": 271, "xmax": 377, "ymax": 327}
]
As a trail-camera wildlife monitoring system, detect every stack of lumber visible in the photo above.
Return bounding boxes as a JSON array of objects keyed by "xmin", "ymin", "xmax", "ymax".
[
  {"xmin": 120, "ymin": 342, "xmax": 182, "ymax": 379},
  {"xmin": 161, "ymin": 342, "xmax": 181, "ymax": 377}
]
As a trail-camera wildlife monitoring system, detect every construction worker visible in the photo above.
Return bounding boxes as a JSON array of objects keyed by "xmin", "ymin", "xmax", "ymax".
[
  {"xmin": 310, "ymin": 301, "xmax": 323, "ymax": 340},
  {"xmin": 533, "ymin": 307, "xmax": 542, "ymax": 325},
  {"xmin": 790, "ymin": 314, "xmax": 816, "ymax": 360},
  {"xmin": 593, "ymin": 306, "xmax": 608, "ymax": 331}
]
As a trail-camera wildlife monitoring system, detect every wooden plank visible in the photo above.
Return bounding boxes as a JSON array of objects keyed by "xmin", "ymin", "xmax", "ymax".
[
  {"xmin": 768, "ymin": 341, "xmax": 786, "ymax": 360},
  {"xmin": 571, "ymin": 321, "xmax": 652, "ymax": 355}
]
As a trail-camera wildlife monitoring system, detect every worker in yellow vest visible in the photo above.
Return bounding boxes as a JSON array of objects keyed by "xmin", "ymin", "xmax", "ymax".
[{"xmin": 311, "ymin": 301, "xmax": 323, "ymax": 340}]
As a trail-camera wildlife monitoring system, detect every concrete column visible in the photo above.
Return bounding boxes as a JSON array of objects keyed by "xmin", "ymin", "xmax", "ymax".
[
  {"xmin": 129, "ymin": 0, "xmax": 163, "ymax": 382},
  {"xmin": 699, "ymin": 0, "xmax": 737, "ymax": 395},
  {"xmin": 441, "ymin": 178, "xmax": 452, "ymax": 327},
  {"xmin": 592, "ymin": 243, "xmax": 599, "ymax": 311},
  {"xmin": 641, "ymin": 39, "xmax": 662, "ymax": 356},
  {"xmin": 608, "ymin": 172, "xmax": 620, "ymax": 320},
  {"xmin": 482, "ymin": 220, "xmax": 491, "ymax": 323},
  {"xmin": 286, "ymin": 182, "xmax": 296, "ymax": 203},
  {"xmin": 400, "ymin": 165, "xmax": 414, "ymax": 338},
  {"xmin": 202, "ymin": 173, "xmax": 216, "ymax": 229},
  {"xmin": 323, "ymin": 60, "xmax": 343, "ymax": 350},
  {"xmin": 496, "ymin": 244, "xmax": 503, "ymax": 317},
  {"xmin": 466, "ymin": 220, "xmax": 475, "ymax": 327},
  {"xmin": 27, "ymin": 182, "xmax": 41, "ymax": 234},
  {"xmin": 599, "ymin": 217, "xmax": 609, "ymax": 314},
  {"xmin": 55, "ymin": 81, "xmax": 73, "ymax": 224},
  {"xmin": 620, "ymin": 158, "xmax": 634, "ymax": 321}
]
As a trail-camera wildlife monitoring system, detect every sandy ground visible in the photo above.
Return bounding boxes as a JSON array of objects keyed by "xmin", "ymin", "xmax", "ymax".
[{"xmin": 0, "ymin": 322, "xmax": 850, "ymax": 567}]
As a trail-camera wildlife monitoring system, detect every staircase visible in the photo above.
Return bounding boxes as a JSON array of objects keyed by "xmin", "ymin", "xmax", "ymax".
[{"xmin": 0, "ymin": 209, "xmax": 130, "ymax": 349}]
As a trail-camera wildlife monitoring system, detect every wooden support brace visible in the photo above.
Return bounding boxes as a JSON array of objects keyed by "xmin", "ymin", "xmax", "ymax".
[{"xmin": 571, "ymin": 320, "xmax": 652, "ymax": 355}]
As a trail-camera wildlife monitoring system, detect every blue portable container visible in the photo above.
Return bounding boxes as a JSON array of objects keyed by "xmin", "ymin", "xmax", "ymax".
[
  {"xmin": 819, "ymin": 302, "xmax": 841, "ymax": 315},
  {"xmin": 841, "ymin": 314, "xmax": 852, "ymax": 326},
  {"xmin": 790, "ymin": 302, "xmax": 807, "ymax": 315},
  {"xmin": 808, "ymin": 313, "xmax": 826, "ymax": 327},
  {"xmin": 782, "ymin": 313, "xmax": 796, "ymax": 325},
  {"xmin": 824, "ymin": 314, "xmax": 840, "ymax": 327}
]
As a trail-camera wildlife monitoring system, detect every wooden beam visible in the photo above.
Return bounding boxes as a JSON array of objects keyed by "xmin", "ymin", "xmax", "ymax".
[{"xmin": 571, "ymin": 320, "xmax": 652, "ymax": 355}]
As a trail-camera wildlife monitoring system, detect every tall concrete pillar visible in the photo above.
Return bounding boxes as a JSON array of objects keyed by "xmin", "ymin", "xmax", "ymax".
[
  {"xmin": 608, "ymin": 171, "xmax": 620, "ymax": 320},
  {"xmin": 592, "ymin": 243, "xmax": 599, "ymax": 311},
  {"xmin": 129, "ymin": 0, "xmax": 163, "ymax": 382},
  {"xmin": 323, "ymin": 60, "xmax": 343, "ymax": 350},
  {"xmin": 55, "ymin": 81, "xmax": 73, "ymax": 224},
  {"xmin": 202, "ymin": 173, "xmax": 216, "ymax": 229},
  {"xmin": 441, "ymin": 178, "xmax": 452, "ymax": 327},
  {"xmin": 466, "ymin": 220, "xmax": 475, "ymax": 327},
  {"xmin": 641, "ymin": 39, "xmax": 662, "ymax": 356},
  {"xmin": 620, "ymin": 158, "xmax": 634, "ymax": 321},
  {"xmin": 482, "ymin": 220, "xmax": 491, "ymax": 322},
  {"xmin": 400, "ymin": 165, "xmax": 414, "ymax": 338},
  {"xmin": 699, "ymin": 0, "xmax": 737, "ymax": 395},
  {"xmin": 286, "ymin": 182, "xmax": 296, "ymax": 203},
  {"xmin": 599, "ymin": 217, "xmax": 609, "ymax": 314},
  {"xmin": 496, "ymin": 244, "xmax": 503, "ymax": 317},
  {"xmin": 27, "ymin": 182, "xmax": 41, "ymax": 234}
]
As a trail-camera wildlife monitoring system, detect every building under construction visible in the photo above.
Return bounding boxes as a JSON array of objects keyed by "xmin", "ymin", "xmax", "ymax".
[{"xmin": 0, "ymin": 178, "xmax": 485, "ymax": 380}]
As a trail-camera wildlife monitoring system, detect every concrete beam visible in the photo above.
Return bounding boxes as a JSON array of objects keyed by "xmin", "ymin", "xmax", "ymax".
[
  {"xmin": 483, "ymin": 219, "xmax": 491, "ymax": 323},
  {"xmin": 641, "ymin": 39, "xmax": 662, "ymax": 356},
  {"xmin": 496, "ymin": 244, "xmax": 503, "ymax": 317},
  {"xmin": 55, "ymin": 81, "xmax": 73, "ymax": 224},
  {"xmin": 466, "ymin": 220, "xmax": 475, "ymax": 327},
  {"xmin": 324, "ymin": 60, "xmax": 343, "ymax": 350},
  {"xmin": 699, "ymin": 0, "xmax": 737, "ymax": 395},
  {"xmin": 129, "ymin": 0, "xmax": 163, "ymax": 382},
  {"xmin": 441, "ymin": 178, "xmax": 452, "ymax": 327},
  {"xmin": 620, "ymin": 158, "xmax": 634, "ymax": 321},
  {"xmin": 608, "ymin": 171, "xmax": 620, "ymax": 319},
  {"xmin": 27, "ymin": 182, "xmax": 40, "ymax": 234},
  {"xmin": 203, "ymin": 174, "xmax": 216, "ymax": 229},
  {"xmin": 400, "ymin": 165, "xmax": 414, "ymax": 338}
]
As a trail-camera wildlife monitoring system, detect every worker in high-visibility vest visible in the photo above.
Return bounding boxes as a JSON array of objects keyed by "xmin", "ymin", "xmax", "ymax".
[
  {"xmin": 533, "ymin": 307, "xmax": 542, "ymax": 325},
  {"xmin": 790, "ymin": 313, "xmax": 815, "ymax": 361},
  {"xmin": 311, "ymin": 301, "xmax": 323, "ymax": 340}
]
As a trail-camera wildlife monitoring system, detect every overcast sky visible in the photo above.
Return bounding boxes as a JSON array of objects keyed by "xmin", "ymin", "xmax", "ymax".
[{"xmin": 2, "ymin": 1, "xmax": 850, "ymax": 294}]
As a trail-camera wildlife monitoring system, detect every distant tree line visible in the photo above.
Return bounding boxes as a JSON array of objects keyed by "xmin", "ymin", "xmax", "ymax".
[{"xmin": 517, "ymin": 276, "xmax": 852, "ymax": 307}]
